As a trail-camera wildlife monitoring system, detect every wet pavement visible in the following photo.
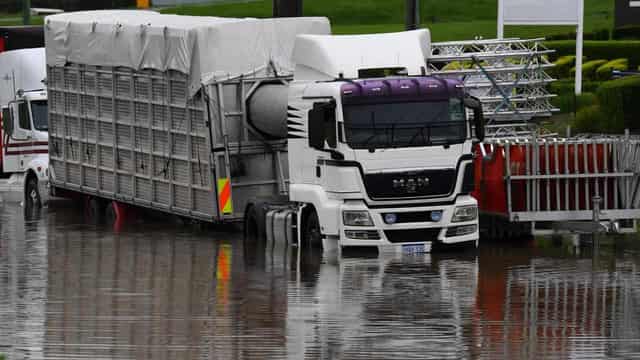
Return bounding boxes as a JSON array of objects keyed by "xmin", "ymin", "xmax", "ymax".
[{"xmin": 1, "ymin": 202, "xmax": 639, "ymax": 360}]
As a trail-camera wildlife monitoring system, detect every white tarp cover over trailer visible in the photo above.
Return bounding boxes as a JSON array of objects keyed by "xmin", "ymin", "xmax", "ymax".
[
  {"xmin": 0, "ymin": 48, "xmax": 46, "ymax": 107},
  {"xmin": 44, "ymin": 10, "xmax": 331, "ymax": 96},
  {"xmin": 292, "ymin": 29, "xmax": 431, "ymax": 80}
]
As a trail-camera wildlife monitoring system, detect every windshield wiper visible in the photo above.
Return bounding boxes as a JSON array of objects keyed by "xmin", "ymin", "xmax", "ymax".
[
  {"xmin": 408, "ymin": 125, "xmax": 431, "ymax": 146},
  {"xmin": 361, "ymin": 131, "xmax": 385, "ymax": 150}
]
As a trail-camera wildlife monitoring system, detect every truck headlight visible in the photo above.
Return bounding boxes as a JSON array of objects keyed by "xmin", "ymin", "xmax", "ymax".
[
  {"xmin": 452, "ymin": 205, "xmax": 478, "ymax": 223},
  {"xmin": 343, "ymin": 210, "xmax": 374, "ymax": 227}
]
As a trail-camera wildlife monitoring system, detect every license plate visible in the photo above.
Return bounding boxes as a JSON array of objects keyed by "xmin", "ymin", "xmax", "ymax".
[{"xmin": 402, "ymin": 244, "xmax": 425, "ymax": 254}]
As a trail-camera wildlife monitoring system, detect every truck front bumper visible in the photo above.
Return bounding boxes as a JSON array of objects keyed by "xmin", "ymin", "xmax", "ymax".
[{"xmin": 339, "ymin": 195, "xmax": 479, "ymax": 250}]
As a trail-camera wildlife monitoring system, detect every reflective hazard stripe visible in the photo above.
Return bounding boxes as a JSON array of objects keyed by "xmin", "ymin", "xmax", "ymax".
[
  {"xmin": 216, "ymin": 244, "xmax": 231, "ymax": 281},
  {"xmin": 217, "ymin": 178, "xmax": 233, "ymax": 215}
]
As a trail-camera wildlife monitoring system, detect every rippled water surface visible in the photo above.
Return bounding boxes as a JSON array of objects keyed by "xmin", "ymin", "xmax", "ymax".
[{"xmin": 1, "ymin": 202, "xmax": 639, "ymax": 359}]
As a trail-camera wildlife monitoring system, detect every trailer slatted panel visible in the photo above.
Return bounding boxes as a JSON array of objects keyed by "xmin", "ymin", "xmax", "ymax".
[
  {"xmin": 48, "ymin": 65, "xmax": 216, "ymax": 219},
  {"xmin": 49, "ymin": 64, "xmax": 290, "ymax": 222}
]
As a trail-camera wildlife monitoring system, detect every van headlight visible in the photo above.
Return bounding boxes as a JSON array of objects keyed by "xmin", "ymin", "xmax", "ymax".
[
  {"xmin": 452, "ymin": 205, "xmax": 478, "ymax": 223},
  {"xmin": 343, "ymin": 210, "xmax": 374, "ymax": 226}
]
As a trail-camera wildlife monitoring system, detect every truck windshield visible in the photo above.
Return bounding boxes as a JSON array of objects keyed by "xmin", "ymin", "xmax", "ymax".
[
  {"xmin": 30, "ymin": 100, "xmax": 48, "ymax": 131},
  {"xmin": 343, "ymin": 99, "xmax": 466, "ymax": 149}
]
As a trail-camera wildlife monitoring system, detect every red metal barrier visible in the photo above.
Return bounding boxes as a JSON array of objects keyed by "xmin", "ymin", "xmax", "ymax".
[
  {"xmin": 0, "ymin": 113, "xmax": 4, "ymax": 171},
  {"xmin": 473, "ymin": 144, "xmax": 508, "ymax": 215},
  {"xmin": 474, "ymin": 142, "xmax": 616, "ymax": 217}
]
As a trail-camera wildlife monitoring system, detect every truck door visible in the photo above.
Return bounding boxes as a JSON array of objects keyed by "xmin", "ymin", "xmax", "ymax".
[{"xmin": 3, "ymin": 101, "xmax": 33, "ymax": 171}]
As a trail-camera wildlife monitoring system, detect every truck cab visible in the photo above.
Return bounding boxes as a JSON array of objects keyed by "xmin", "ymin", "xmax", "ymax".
[
  {"xmin": 0, "ymin": 47, "xmax": 48, "ymax": 207},
  {"xmin": 285, "ymin": 30, "xmax": 484, "ymax": 252}
]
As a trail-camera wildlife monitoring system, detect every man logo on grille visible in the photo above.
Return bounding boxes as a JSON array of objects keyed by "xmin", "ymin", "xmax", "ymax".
[{"xmin": 393, "ymin": 177, "xmax": 430, "ymax": 193}]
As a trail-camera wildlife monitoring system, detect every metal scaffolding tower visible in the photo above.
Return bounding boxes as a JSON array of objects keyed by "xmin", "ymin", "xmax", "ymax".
[{"xmin": 428, "ymin": 38, "xmax": 559, "ymax": 137}]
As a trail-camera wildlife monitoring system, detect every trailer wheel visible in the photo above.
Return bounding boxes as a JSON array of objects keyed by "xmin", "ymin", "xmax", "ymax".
[
  {"xmin": 302, "ymin": 209, "xmax": 322, "ymax": 248},
  {"xmin": 245, "ymin": 205, "xmax": 260, "ymax": 239},
  {"xmin": 25, "ymin": 176, "xmax": 41, "ymax": 209},
  {"xmin": 105, "ymin": 201, "xmax": 117, "ymax": 225},
  {"xmin": 86, "ymin": 197, "xmax": 105, "ymax": 222}
]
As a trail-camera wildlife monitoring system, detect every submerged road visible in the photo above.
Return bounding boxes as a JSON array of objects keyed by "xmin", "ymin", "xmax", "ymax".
[{"xmin": 0, "ymin": 202, "xmax": 639, "ymax": 359}]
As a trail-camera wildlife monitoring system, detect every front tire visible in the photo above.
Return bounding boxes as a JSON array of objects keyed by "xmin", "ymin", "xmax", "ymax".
[
  {"xmin": 25, "ymin": 177, "xmax": 41, "ymax": 208},
  {"xmin": 302, "ymin": 209, "xmax": 323, "ymax": 249}
]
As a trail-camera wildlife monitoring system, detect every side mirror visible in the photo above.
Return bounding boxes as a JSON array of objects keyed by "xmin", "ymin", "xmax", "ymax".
[
  {"xmin": 464, "ymin": 96, "xmax": 485, "ymax": 142},
  {"xmin": 308, "ymin": 105, "xmax": 326, "ymax": 150},
  {"xmin": 2, "ymin": 107, "xmax": 13, "ymax": 137},
  {"xmin": 308, "ymin": 101, "xmax": 337, "ymax": 150},
  {"xmin": 323, "ymin": 102, "xmax": 337, "ymax": 149}
]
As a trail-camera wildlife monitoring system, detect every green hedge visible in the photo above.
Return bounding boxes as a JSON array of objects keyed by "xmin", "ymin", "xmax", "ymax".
[
  {"xmin": 547, "ymin": 28, "xmax": 610, "ymax": 41},
  {"xmin": 546, "ymin": 41, "xmax": 640, "ymax": 69},
  {"xmin": 573, "ymin": 105, "xmax": 609, "ymax": 133},
  {"xmin": 441, "ymin": 61, "xmax": 473, "ymax": 71},
  {"xmin": 596, "ymin": 59, "xmax": 629, "ymax": 81},
  {"xmin": 596, "ymin": 75, "xmax": 640, "ymax": 132},
  {"xmin": 549, "ymin": 79, "xmax": 603, "ymax": 95},
  {"xmin": 571, "ymin": 59, "xmax": 608, "ymax": 80},
  {"xmin": 613, "ymin": 26, "xmax": 640, "ymax": 40},
  {"xmin": 552, "ymin": 92, "xmax": 598, "ymax": 113},
  {"xmin": 551, "ymin": 56, "xmax": 577, "ymax": 79}
]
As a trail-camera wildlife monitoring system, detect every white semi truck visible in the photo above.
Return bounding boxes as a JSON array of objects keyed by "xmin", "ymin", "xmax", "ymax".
[
  {"xmin": 44, "ymin": 11, "xmax": 485, "ymax": 252},
  {"xmin": 0, "ymin": 47, "xmax": 49, "ymax": 207}
]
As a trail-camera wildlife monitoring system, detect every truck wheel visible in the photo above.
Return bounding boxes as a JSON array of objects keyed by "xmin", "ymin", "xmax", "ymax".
[
  {"xmin": 25, "ymin": 177, "xmax": 41, "ymax": 208},
  {"xmin": 303, "ymin": 209, "xmax": 322, "ymax": 248}
]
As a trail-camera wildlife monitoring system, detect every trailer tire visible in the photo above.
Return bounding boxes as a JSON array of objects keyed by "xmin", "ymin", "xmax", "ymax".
[
  {"xmin": 105, "ymin": 201, "xmax": 117, "ymax": 225},
  {"xmin": 86, "ymin": 197, "xmax": 105, "ymax": 222},
  {"xmin": 25, "ymin": 176, "xmax": 41, "ymax": 209},
  {"xmin": 245, "ymin": 205, "xmax": 260, "ymax": 240},
  {"xmin": 302, "ymin": 208, "xmax": 322, "ymax": 249}
]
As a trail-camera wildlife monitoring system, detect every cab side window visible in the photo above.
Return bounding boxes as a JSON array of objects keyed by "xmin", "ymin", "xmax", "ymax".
[{"xmin": 18, "ymin": 102, "xmax": 30, "ymax": 130}]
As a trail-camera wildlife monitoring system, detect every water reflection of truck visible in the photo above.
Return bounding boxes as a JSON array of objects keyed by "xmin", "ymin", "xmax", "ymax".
[
  {"xmin": 43, "ymin": 214, "xmax": 219, "ymax": 359},
  {"xmin": 43, "ymin": 11, "xmax": 484, "ymax": 252},
  {"xmin": 0, "ymin": 26, "xmax": 49, "ymax": 207},
  {"xmin": 284, "ymin": 252, "xmax": 479, "ymax": 358}
]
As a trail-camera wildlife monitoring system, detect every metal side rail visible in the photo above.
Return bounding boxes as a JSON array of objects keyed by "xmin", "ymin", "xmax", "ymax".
[{"xmin": 494, "ymin": 136, "xmax": 640, "ymax": 234}]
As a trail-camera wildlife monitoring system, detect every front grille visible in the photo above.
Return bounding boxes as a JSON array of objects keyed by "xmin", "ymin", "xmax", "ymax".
[
  {"xmin": 364, "ymin": 169, "xmax": 456, "ymax": 200},
  {"xmin": 384, "ymin": 228, "xmax": 442, "ymax": 243},
  {"xmin": 382, "ymin": 211, "xmax": 439, "ymax": 224}
]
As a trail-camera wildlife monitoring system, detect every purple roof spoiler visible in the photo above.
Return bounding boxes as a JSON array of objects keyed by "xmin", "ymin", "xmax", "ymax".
[{"xmin": 340, "ymin": 77, "xmax": 464, "ymax": 105}]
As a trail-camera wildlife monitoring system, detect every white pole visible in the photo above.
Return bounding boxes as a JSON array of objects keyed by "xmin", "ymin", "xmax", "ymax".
[
  {"xmin": 497, "ymin": 0, "xmax": 505, "ymax": 39},
  {"xmin": 575, "ymin": 0, "xmax": 584, "ymax": 95}
]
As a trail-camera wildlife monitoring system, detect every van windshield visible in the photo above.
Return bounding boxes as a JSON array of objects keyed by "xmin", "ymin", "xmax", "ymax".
[
  {"xmin": 30, "ymin": 100, "xmax": 48, "ymax": 131},
  {"xmin": 343, "ymin": 99, "xmax": 467, "ymax": 150}
]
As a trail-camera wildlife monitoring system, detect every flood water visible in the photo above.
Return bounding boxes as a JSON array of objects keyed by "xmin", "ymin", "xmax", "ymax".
[{"xmin": 1, "ymin": 201, "xmax": 639, "ymax": 360}]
